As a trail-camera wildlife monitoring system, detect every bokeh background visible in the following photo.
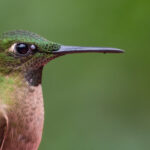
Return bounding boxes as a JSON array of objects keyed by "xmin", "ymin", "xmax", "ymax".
[{"xmin": 0, "ymin": 0, "xmax": 150, "ymax": 150}]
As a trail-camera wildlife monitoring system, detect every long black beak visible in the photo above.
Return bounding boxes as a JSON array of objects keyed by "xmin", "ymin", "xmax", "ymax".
[{"xmin": 52, "ymin": 45, "xmax": 124, "ymax": 55}]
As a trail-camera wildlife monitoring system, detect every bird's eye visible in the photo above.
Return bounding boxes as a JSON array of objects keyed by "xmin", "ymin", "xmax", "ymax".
[
  {"xmin": 8, "ymin": 43, "xmax": 38, "ymax": 57},
  {"xmin": 15, "ymin": 43, "xmax": 29, "ymax": 55}
]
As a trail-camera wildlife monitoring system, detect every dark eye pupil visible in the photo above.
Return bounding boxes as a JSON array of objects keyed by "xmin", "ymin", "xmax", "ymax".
[{"xmin": 16, "ymin": 43, "xmax": 29, "ymax": 54}]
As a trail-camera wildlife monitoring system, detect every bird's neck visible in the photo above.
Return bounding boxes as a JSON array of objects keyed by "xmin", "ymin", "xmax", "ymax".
[{"xmin": 0, "ymin": 67, "xmax": 43, "ymax": 106}]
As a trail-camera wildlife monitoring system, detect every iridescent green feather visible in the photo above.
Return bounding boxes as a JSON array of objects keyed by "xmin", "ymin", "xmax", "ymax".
[{"xmin": 0, "ymin": 30, "xmax": 60, "ymax": 52}]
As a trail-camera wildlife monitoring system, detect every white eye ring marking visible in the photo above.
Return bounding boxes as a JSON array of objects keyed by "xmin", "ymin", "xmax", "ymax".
[{"xmin": 8, "ymin": 43, "xmax": 17, "ymax": 53}]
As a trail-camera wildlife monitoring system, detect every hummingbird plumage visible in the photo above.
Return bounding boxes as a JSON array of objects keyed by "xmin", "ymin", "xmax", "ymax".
[{"xmin": 0, "ymin": 30, "xmax": 123, "ymax": 150}]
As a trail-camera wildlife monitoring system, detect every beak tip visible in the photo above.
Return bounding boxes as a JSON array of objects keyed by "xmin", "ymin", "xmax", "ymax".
[{"xmin": 116, "ymin": 49, "xmax": 125, "ymax": 53}]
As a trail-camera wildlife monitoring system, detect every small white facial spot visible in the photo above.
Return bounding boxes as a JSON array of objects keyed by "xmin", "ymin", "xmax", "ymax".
[{"xmin": 30, "ymin": 44, "xmax": 36, "ymax": 50}]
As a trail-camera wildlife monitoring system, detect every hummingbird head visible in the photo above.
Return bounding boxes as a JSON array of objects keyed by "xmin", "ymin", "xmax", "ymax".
[
  {"xmin": 0, "ymin": 30, "xmax": 61, "ymax": 74},
  {"xmin": 0, "ymin": 30, "xmax": 123, "ymax": 85}
]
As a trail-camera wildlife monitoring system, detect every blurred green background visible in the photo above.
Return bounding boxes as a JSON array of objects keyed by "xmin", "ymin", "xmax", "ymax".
[{"xmin": 0, "ymin": 0, "xmax": 150, "ymax": 150}]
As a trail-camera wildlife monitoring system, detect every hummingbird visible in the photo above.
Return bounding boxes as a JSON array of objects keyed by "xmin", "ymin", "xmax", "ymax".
[{"xmin": 0, "ymin": 30, "xmax": 123, "ymax": 150}]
